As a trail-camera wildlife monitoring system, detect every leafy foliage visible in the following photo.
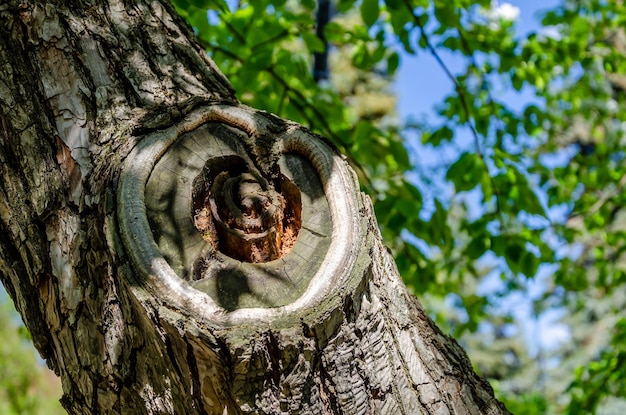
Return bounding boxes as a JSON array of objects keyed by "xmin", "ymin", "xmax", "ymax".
[
  {"xmin": 0, "ymin": 292, "xmax": 64, "ymax": 414},
  {"xmin": 566, "ymin": 318, "xmax": 626, "ymax": 414},
  {"xmin": 167, "ymin": 0, "xmax": 626, "ymax": 412}
]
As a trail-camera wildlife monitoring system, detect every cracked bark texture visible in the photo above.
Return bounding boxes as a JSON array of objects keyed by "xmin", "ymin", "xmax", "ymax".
[{"xmin": 0, "ymin": 1, "xmax": 511, "ymax": 414}]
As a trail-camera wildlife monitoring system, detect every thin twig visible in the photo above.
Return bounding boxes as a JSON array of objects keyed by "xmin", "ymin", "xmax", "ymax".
[
  {"xmin": 251, "ymin": 29, "xmax": 290, "ymax": 51},
  {"xmin": 400, "ymin": 1, "xmax": 521, "ymax": 234},
  {"xmin": 403, "ymin": 0, "xmax": 482, "ymax": 156},
  {"xmin": 222, "ymin": 18, "xmax": 246, "ymax": 45},
  {"xmin": 277, "ymin": 86, "xmax": 288, "ymax": 115}
]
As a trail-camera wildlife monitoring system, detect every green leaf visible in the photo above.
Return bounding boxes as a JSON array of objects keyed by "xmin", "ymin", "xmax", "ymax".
[
  {"xmin": 446, "ymin": 152, "xmax": 484, "ymax": 192},
  {"xmin": 396, "ymin": 198, "xmax": 419, "ymax": 218},
  {"xmin": 374, "ymin": 197, "xmax": 396, "ymax": 226},
  {"xmin": 520, "ymin": 251, "xmax": 539, "ymax": 278},
  {"xmin": 301, "ymin": 0, "xmax": 316, "ymax": 10},
  {"xmin": 387, "ymin": 51, "xmax": 400, "ymax": 75},
  {"xmin": 441, "ymin": 36, "xmax": 461, "ymax": 52},
  {"xmin": 302, "ymin": 32, "xmax": 325, "ymax": 53},
  {"xmin": 352, "ymin": 43, "xmax": 371, "ymax": 69},
  {"xmin": 324, "ymin": 21, "xmax": 347, "ymax": 44},
  {"xmin": 249, "ymin": 48, "xmax": 273, "ymax": 70},
  {"xmin": 424, "ymin": 125, "xmax": 453, "ymax": 146},
  {"xmin": 337, "ymin": 0, "xmax": 358, "ymax": 13},
  {"xmin": 387, "ymin": 209, "xmax": 408, "ymax": 231},
  {"xmin": 361, "ymin": 0, "xmax": 380, "ymax": 28},
  {"xmin": 353, "ymin": 120, "xmax": 375, "ymax": 144},
  {"xmin": 491, "ymin": 235, "xmax": 506, "ymax": 257},
  {"xmin": 388, "ymin": 138, "xmax": 410, "ymax": 170},
  {"xmin": 504, "ymin": 242, "xmax": 523, "ymax": 274},
  {"xmin": 384, "ymin": 0, "xmax": 402, "ymax": 10},
  {"xmin": 466, "ymin": 233, "xmax": 489, "ymax": 260},
  {"xmin": 398, "ymin": 29, "xmax": 416, "ymax": 54},
  {"xmin": 433, "ymin": 4, "xmax": 459, "ymax": 28},
  {"xmin": 511, "ymin": 167, "xmax": 545, "ymax": 216},
  {"xmin": 187, "ymin": 0, "xmax": 228, "ymax": 11},
  {"xmin": 389, "ymin": 8, "xmax": 413, "ymax": 33},
  {"xmin": 171, "ymin": 0, "xmax": 192, "ymax": 12},
  {"xmin": 429, "ymin": 199, "xmax": 451, "ymax": 247},
  {"xmin": 370, "ymin": 42, "xmax": 387, "ymax": 64},
  {"xmin": 523, "ymin": 105, "xmax": 543, "ymax": 136}
]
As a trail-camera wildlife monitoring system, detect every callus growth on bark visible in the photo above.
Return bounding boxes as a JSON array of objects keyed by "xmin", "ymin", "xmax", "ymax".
[
  {"xmin": 119, "ymin": 104, "xmax": 365, "ymax": 319},
  {"xmin": 0, "ymin": 1, "xmax": 511, "ymax": 414}
]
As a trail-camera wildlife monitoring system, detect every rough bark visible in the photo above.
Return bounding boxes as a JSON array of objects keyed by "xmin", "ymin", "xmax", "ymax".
[{"xmin": 0, "ymin": 1, "xmax": 511, "ymax": 414}]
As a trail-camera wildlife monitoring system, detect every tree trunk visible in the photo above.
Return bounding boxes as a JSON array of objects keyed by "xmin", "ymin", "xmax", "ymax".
[{"xmin": 0, "ymin": 1, "xmax": 510, "ymax": 414}]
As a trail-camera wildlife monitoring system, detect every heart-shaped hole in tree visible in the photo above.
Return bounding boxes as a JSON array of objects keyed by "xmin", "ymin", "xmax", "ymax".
[{"xmin": 192, "ymin": 155, "xmax": 302, "ymax": 263}]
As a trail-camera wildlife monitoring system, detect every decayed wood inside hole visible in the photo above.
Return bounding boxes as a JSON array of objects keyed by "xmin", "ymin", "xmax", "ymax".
[{"xmin": 191, "ymin": 155, "xmax": 302, "ymax": 263}]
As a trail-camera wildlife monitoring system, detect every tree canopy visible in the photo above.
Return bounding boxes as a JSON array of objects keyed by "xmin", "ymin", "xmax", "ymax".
[{"xmin": 2, "ymin": 0, "xmax": 626, "ymax": 413}]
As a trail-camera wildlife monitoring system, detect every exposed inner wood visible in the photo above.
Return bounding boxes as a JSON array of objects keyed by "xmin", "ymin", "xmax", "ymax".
[
  {"xmin": 192, "ymin": 156, "xmax": 302, "ymax": 263},
  {"xmin": 141, "ymin": 120, "xmax": 333, "ymax": 310}
]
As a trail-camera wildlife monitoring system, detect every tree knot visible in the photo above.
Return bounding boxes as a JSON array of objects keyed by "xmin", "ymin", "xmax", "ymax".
[{"xmin": 192, "ymin": 155, "xmax": 301, "ymax": 263}]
